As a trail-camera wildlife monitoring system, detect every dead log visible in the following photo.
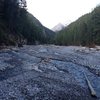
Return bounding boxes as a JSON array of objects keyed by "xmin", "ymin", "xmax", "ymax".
[{"xmin": 84, "ymin": 72, "xmax": 97, "ymax": 97}]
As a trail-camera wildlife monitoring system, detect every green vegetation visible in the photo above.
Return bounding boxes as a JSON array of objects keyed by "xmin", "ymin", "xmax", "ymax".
[
  {"xmin": 55, "ymin": 5, "xmax": 100, "ymax": 47},
  {"xmin": 0, "ymin": 0, "xmax": 55, "ymax": 46},
  {"xmin": 1, "ymin": 0, "xmax": 99, "ymax": 47}
]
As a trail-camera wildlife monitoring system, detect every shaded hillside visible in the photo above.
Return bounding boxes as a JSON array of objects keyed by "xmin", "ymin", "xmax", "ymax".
[
  {"xmin": 55, "ymin": 5, "xmax": 100, "ymax": 46},
  {"xmin": 0, "ymin": 0, "xmax": 55, "ymax": 46},
  {"xmin": 27, "ymin": 14, "xmax": 55, "ymax": 43}
]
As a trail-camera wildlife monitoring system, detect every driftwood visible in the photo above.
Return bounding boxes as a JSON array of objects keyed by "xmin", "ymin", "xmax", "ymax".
[
  {"xmin": 34, "ymin": 55, "xmax": 97, "ymax": 97},
  {"xmin": 84, "ymin": 72, "xmax": 97, "ymax": 97}
]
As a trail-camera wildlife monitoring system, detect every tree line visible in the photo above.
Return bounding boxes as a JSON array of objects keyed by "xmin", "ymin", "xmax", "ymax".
[
  {"xmin": 55, "ymin": 5, "xmax": 100, "ymax": 47},
  {"xmin": 0, "ymin": 0, "xmax": 55, "ymax": 46}
]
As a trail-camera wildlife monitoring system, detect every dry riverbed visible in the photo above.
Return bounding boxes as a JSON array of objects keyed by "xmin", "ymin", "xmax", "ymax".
[{"xmin": 0, "ymin": 45, "xmax": 100, "ymax": 100}]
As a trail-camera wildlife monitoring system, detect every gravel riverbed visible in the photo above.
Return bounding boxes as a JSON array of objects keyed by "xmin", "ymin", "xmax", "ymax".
[{"xmin": 0, "ymin": 45, "xmax": 100, "ymax": 100}]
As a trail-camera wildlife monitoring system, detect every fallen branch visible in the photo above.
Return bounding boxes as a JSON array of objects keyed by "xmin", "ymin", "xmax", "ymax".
[
  {"xmin": 84, "ymin": 72, "xmax": 97, "ymax": 97},
  {"xmin": 33, "ymin": 55, "xmax": 66, "ymax": 62}
]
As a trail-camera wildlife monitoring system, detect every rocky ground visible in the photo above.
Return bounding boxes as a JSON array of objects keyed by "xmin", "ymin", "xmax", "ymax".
[{"xmin": 0, "ymin": 45, "xmax": 100, "ymax": 100}]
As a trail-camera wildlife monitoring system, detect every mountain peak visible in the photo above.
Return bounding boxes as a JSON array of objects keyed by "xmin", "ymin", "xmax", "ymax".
[{"xmin": 52, "ymin": 23, "xmax": 65, "ymax": 32}]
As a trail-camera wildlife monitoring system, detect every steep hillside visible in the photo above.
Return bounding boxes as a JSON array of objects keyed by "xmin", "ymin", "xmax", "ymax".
[
  {"xmin": 55, "ymin": 5, "xmax": 100, "ymax": 47},
  {"xmin": 0, "ymin": 0, "xmax": 55, "ymax": 46},
  {"xmin": 27, "ymin": 13, "xmax": 55, "ymax": 44}
]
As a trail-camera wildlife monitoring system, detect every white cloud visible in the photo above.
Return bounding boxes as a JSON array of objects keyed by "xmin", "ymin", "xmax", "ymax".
[{"xmin": 26, "ymin": 0, "xmax": 100, "ymax": 29}]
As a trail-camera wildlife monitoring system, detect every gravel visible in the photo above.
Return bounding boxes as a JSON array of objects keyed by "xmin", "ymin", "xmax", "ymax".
[{"xmin": 0, "ymin": 45, "xmax": 100, "ymax": 100}]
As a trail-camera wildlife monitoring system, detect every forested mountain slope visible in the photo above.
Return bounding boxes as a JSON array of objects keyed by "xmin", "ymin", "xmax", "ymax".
[
  {"xmin": 55, "ymin": 5, "xmax": 100, "ymax": 47},
  {"xmin": 0, "ymin": 0, "xmax": 55, "ymax": 46}
]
